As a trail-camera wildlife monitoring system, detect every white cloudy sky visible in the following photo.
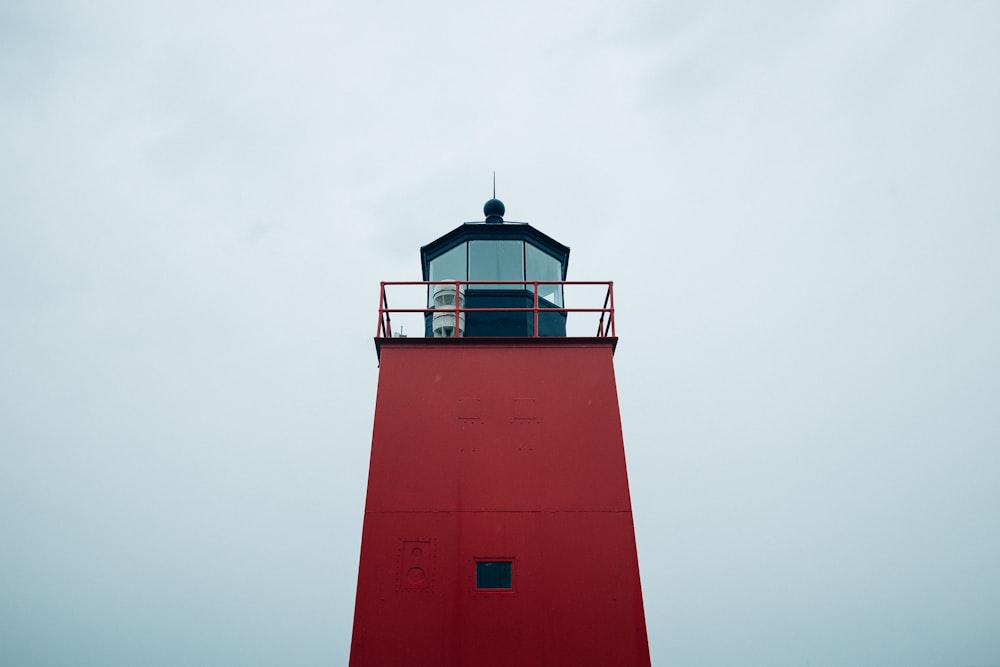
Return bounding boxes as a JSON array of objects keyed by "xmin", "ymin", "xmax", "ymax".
[{"xmin": 2, "ymin": 1, "xmax": 998, "ymax": 665}]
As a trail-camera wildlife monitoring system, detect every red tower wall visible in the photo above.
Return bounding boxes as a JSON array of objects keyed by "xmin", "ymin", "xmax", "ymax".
[{"xmin": 350, "ymin": 339, "xmax": 650, "ymax": 667}]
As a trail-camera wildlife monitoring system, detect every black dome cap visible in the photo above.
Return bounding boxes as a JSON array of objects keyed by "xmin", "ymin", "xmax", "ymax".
[{"xmin": 483, "ymin": 198, "xmax": 505, "ymax": 223}]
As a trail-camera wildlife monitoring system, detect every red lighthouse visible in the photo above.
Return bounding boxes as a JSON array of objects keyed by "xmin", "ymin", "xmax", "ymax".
[{"xmin": 350, "ymin": 199, "xmax": 650, "ymax": 666}]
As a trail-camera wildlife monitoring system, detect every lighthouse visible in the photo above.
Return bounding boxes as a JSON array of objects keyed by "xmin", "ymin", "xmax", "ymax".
[{"xmin": 349, "ymin": 199, "xmax": 651, "ymax": 666}]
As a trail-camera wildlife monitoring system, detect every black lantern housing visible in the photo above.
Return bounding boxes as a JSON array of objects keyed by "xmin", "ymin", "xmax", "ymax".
[{"xmin": 420, "ymin": 200, "xmax": 570, "ymax": 337}]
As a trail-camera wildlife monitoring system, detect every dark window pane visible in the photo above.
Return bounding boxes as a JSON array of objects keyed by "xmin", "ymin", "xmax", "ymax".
[
  {"xmin": 429, "ymin": 242, "xmax": 468, "ymax": 281},
  {"xmin": 469, "ymin": 240, "xmax": 524, "ymax": 288},
  {"xmin": 525, "ymin": 243, "xmax": 563, "ymax": 306},
  {"xmin": 476, "ymin": 561, "xmax": 512, "ymax": 589},
  {"xmin": 428, "ymin": 243, "xmax": 468, "ymax": 306}
]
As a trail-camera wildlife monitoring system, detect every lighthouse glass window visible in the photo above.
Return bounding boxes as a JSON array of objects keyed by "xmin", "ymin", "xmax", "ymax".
[
  {"xmin": 476, "ymin": 561, "xmax": 512, "ymax": 590},
  {"xmin": 428, "ymin": 242, "xmax": 467, "ymax": 306},
  {"xmin": 429, "ymin": 242, "xmax": 468, "ymax": 282},
  {"xmin": 469, "ymin": 240, "xmax": 524, "ymax": 288},
  {"xmin": 525, "ymin": 243, "xmax": 563, "ymax": 306}
]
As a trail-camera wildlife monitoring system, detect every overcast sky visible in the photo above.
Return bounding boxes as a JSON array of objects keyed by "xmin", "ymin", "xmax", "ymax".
[{"xmin": 2, "ymin": 1, "xmax": 998, "ymax": 665}]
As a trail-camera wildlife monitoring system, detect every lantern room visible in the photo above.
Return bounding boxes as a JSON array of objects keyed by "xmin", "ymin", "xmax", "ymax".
[{"xmin": 420, "ymin": 198, "xmax": 570, "ymax": 337}]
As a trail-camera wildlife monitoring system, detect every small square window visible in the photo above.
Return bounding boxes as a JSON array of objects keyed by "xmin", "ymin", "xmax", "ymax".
[{"xmin": 476, "ymin": 561, "xmax": 512, "ymax": 589}]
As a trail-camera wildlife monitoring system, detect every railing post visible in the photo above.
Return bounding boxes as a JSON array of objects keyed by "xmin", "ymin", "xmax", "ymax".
[
  {"xmin": 377, "ymin": 282, "xmax": 386, "ymax": 338},
  {"xmin": 596, "ymin": 283, "xmax": 606, "ymax": 337},
  {"xmin": 533, "ymin": 281, "xmax": 540, "ymax": 337},
  {"xmin": 608, "ymin": 281, "xmax": 615, "ymax": 337},
  {"xmin": 454, "ymin": 281, "xmax": 461, "ymax": 338}
]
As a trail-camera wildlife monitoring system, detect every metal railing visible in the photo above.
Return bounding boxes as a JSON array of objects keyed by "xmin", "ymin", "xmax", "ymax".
[{"xmin": 376, "ymin": 280, "xmax": 615, "ymax": 339}]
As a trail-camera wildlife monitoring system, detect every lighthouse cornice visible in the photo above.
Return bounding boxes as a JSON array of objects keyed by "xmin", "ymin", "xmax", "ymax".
[{"xmin": 374, "ymin": 334, "xmax": 618, "ymax": 359}]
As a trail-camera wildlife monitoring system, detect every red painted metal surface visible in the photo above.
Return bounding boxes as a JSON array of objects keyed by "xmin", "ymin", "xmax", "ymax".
[{"xmin": 350, "ymin": 339, "xmax": 650, "ymax": 666}]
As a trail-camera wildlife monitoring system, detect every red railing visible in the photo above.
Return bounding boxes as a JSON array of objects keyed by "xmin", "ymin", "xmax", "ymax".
[{"xmin": 376, "ymin": 280, "xmax": 615, "ymax": 339}]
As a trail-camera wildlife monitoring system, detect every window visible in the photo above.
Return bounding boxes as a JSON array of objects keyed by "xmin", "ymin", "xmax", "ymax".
[
  {"xmin": 525, "ymin": 243, "xmax": 563, "ymax": 306},
  {"xmin": 429, "ymin": 242, "xmax": 467, "ymax": 282},
  {"xmin": 469, "ymin": 240, "xmax": 524, "ymax": 288},
  {"xmin": 428, "ymin": 242, "xmax": 467, "ymax": 306},
  {"xmin": 476, "ymin": 560, "xmax": 512, "ymax": 589}
]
